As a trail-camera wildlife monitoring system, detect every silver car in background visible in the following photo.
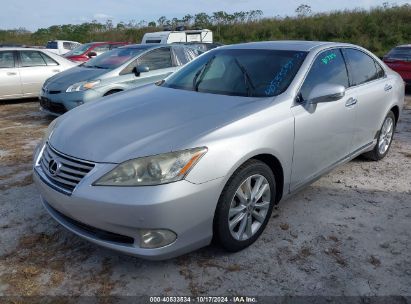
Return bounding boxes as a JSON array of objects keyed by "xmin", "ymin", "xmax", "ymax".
[
  {"xmin": 39, "ymin": 44, "xmax": 201, "ymax": 115},
  {"xmin": 33, "ymin": 41, "xmax": 404, "ymax": 260},
  {"xmin": 0, "ymin": 48, "xmax": 75, "ymax": 100}
]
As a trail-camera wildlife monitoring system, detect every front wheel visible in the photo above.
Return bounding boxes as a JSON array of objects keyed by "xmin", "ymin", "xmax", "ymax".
[
  {"xmin": 363, "ymin": 111, "xmax": 396, "ymax": 161},
  {"xmin": 213, "ymin": 159, "xmax": 276, "ymax": 252}
]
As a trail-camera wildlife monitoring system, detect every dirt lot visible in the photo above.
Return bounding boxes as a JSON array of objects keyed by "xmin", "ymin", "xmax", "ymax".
[{"xmin": 0, "ymin": 94, "xmax": 410, "ymax": 298}]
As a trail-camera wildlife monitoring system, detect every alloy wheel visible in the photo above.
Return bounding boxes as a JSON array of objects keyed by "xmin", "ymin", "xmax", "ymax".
[
  {"xmin": 228, "ymin": 174, "xmax": 271, "ymax": 241},
  {"xmin": 378, "ymin": 116, "xmax": 394, "ymax": 155}
]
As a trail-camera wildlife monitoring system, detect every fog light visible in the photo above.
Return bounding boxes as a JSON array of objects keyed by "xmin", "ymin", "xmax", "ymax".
[
  {"xmin": 140, "ymin": 229, "xmax": 177, "ymax": 249},
  {"xmin": 138, "ymin": 229, "xmax": 177, "ymax": 249}
]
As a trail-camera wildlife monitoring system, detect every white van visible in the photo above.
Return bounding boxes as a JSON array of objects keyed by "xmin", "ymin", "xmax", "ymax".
[{"xmin": 142, "ymin": 29, "xmax": 213, "ymax": 44}]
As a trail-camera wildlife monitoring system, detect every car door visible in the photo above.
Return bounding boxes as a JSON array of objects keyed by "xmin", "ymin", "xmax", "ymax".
[
  {"xmin": 0, "ymin": 50, "xmax": 22, "ymax": 99},
  {"xmin": 118, "ymin": 47, "xmax": 176, "ymax": 88},
  {"xmin": 342, "ymin": 48, "xmax": 395, "ymax": 151},
  {"xmin": 290, "ymin": 48, "xmax": 356, "ymax": 191},
  {"xmin": 18, "ymin": 50, "xmax": 61, "ymax": 97}
]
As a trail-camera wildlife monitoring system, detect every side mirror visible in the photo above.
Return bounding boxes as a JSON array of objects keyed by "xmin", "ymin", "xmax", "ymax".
[
  {"xmin": 87, "ymin": 51, "xmax": 97, "ymax": 58},
  {"xmin": 306, "ymin": 83, "xmax": 345, "ymax": 104},
  {"xmin": 132, "ymin": 65, "xmax": 150, "ymax": 77}
]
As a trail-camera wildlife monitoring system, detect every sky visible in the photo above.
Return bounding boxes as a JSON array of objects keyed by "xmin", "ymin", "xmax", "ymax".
[{"xmin": 0, "ymin": 0, "xmax": 410, "ymax": 31}]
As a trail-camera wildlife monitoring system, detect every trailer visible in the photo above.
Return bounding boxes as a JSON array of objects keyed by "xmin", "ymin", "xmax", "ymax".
[{"xmin": 142, "ymin": 29, "xmax": 213, "ymax": 44}]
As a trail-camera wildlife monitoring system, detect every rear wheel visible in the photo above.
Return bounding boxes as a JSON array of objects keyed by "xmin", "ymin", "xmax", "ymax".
[
  {"xmin": 213, "ymin": 159, "xmax": 276, "ymax": 252},
  {"xmin": 363, "ymin": 111, "xmax": 396, "ymax": 161}
]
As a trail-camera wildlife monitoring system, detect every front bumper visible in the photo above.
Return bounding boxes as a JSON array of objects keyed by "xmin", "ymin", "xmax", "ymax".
[
  {"xmin": 33, "ymin": 152, "xmax": 223, "ymax": 260},
  {"xmin": 39, "ymin": 89, "xmax": 103, "ymax": 115}
]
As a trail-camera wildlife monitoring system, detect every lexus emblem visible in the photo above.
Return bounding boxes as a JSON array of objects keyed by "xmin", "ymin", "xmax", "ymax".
[{"xmin": 48, "ymin": 159, "xmax": 61, "ymax": 176}]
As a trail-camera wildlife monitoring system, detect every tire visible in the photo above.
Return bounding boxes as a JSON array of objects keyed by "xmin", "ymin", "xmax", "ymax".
[
  {"xmin": 363, "ymin": 111, "xmax": 396, "ymax": 161},
  {"xmin": 213, "ymin": 159, "xmax": 276, "ymax": 252},
  {"xmin": 103, "ymin": 89, "xmax": 122, "ymax": 97}
]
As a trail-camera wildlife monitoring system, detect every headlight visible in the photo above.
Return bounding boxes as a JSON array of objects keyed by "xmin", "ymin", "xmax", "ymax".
[
  {"xmin": 94, "ymin": 147, "xmax": 207, "ymax": 186},
  {"xmin": 66, "ymin": 80, "xmax": 100, "ymax": 92}
]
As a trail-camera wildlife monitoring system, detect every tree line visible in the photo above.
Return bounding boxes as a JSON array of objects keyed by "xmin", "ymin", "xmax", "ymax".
[{"xmin": 0, "ymin": 3, "xmax": 410, "ymax": 56}]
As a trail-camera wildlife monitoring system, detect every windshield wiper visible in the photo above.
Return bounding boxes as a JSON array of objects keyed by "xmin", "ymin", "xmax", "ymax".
[
  {"xmin": 234, "ymin": 58, "xmax": 256, "ymax": 97},
  {"xmin": 192, "ymin": 55, "xmax": 215, "ymax": 91}
]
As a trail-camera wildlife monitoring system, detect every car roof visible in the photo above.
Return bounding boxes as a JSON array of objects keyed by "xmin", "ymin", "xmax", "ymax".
[{"xmin": 221, "ymin": 40, "xmax": 355, "ymax": 52}]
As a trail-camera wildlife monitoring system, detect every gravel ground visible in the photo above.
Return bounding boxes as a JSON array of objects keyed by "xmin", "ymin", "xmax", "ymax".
[{"xmin": 0, "ymin": 93, "xmax": 410, "ymax": 298}]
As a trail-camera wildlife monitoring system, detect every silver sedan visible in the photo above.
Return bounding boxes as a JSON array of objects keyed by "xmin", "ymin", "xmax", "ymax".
[
  {"xmin": 0, "ymin": 48, "xmax": 75, "ymax": 100},
  {"xmin": 39, "ymin": 44, "xmax": 201, "ymax": 115},
  {"xmin": 33, "ymin": 41, "xmax": 404, "ymax": 260}
]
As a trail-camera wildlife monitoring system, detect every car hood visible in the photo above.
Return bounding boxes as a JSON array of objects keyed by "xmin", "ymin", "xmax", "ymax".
[
  {"xmin": 49, "ymin": 85, "xmax": 272, "ymax": 163},
  {"xmin": 45, "ymin": 66, "xmax": 108, "ymax": 90}
]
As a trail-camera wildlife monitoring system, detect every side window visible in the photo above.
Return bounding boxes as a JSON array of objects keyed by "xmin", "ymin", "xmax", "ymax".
[
  {"xmin": 375, "ymin": 61, "xmax": 385, "ymax": 79},
  {"xmin": 300, "ymin": 49, "xmax": 349, "ymax": 101},
  {"xmin": 20, "ymin": 51, "xmax": 47, "ymax": 67},
  {"xmin": 342, "ymin": 48, "xmax": 379, "ymax": 86},
  {"xmin": 0, "ymin": 51, "xmax": 15, "ymax": 68},
  {"xmin": 138, "ymin": 47, "xmax": 172, "ymax": 70},
  {"xmin": 40, "ymin": 52, "xmax": 59, "ymax": 66},
  {"xmin": 63, "ymin": 42, "xmax": 71, "ymax": 49},
  {"xmin": 120, "ymin": 58, "xmax": 139, "ymax": 75},
  {"xmin": 93, "ymin": 44, "xmax": 110, "ymax": 53}
]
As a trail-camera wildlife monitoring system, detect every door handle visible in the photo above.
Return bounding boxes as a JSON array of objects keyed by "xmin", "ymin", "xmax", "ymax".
[
  {"xmin": 6, "ymin": 72, "xmax": 17, "ymax": 76},
  {"xmin": 52, "ymin": 69, "xmax": 60, "ymax": 73},
  {"xmin": 345, "ymin": 97, "xmax": 358, "ymax": 107},
  {"xmin": 384, "ymin": 84, "xmax": 393, "ymax": 91}
]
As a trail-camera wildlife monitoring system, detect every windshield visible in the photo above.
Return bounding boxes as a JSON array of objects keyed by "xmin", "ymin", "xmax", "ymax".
[
  {"xmin": 46, "ymin": 41, "xmax": 58, "ymax": 49},
  {"xmin": 65, "ymin": 43, "xmax": 94, "ymax": 56},
  {"xmin": 82, "ymin": 47, "xmax": 149, "ymax": 70},
  {"xmin": 162, "ymin": 49, "xmax": 307, "ymax": 97}
]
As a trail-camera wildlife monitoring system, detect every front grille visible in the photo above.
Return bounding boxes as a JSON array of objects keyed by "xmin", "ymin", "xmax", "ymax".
[
  {"xmin": 39, "ymin": 144, "xmax": 95, "ymax": 194},
  {"xmin": 40, "ymin": 98, "xmax": 67, "ymax": 114},
  {"xmin": 47, "ymin": 202, "xmax": 135, "ymax": 245}
]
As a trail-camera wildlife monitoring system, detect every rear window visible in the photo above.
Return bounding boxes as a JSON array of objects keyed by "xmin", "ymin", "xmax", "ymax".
[
  {"xmin": 386, "ymin": 47, "xmax": 411, "ymax": 60},
  {"xmin": 46, "ymin": 41, "xmax": 58, "ymax": 49}
]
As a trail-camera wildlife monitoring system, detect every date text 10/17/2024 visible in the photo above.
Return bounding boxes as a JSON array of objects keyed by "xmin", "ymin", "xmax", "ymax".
[{"xmin": 149, "ymin": 296, "xmax": 258, "ymax": 303}]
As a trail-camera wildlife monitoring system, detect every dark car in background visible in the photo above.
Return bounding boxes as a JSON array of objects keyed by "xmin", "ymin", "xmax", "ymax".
[
  {"xmin": 383, "ymin": 45, "xmax": 411, "ymax": 85},
  {"xmin": 63, "ymin": 42, "xmax": 129, "ymax": 62}
]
